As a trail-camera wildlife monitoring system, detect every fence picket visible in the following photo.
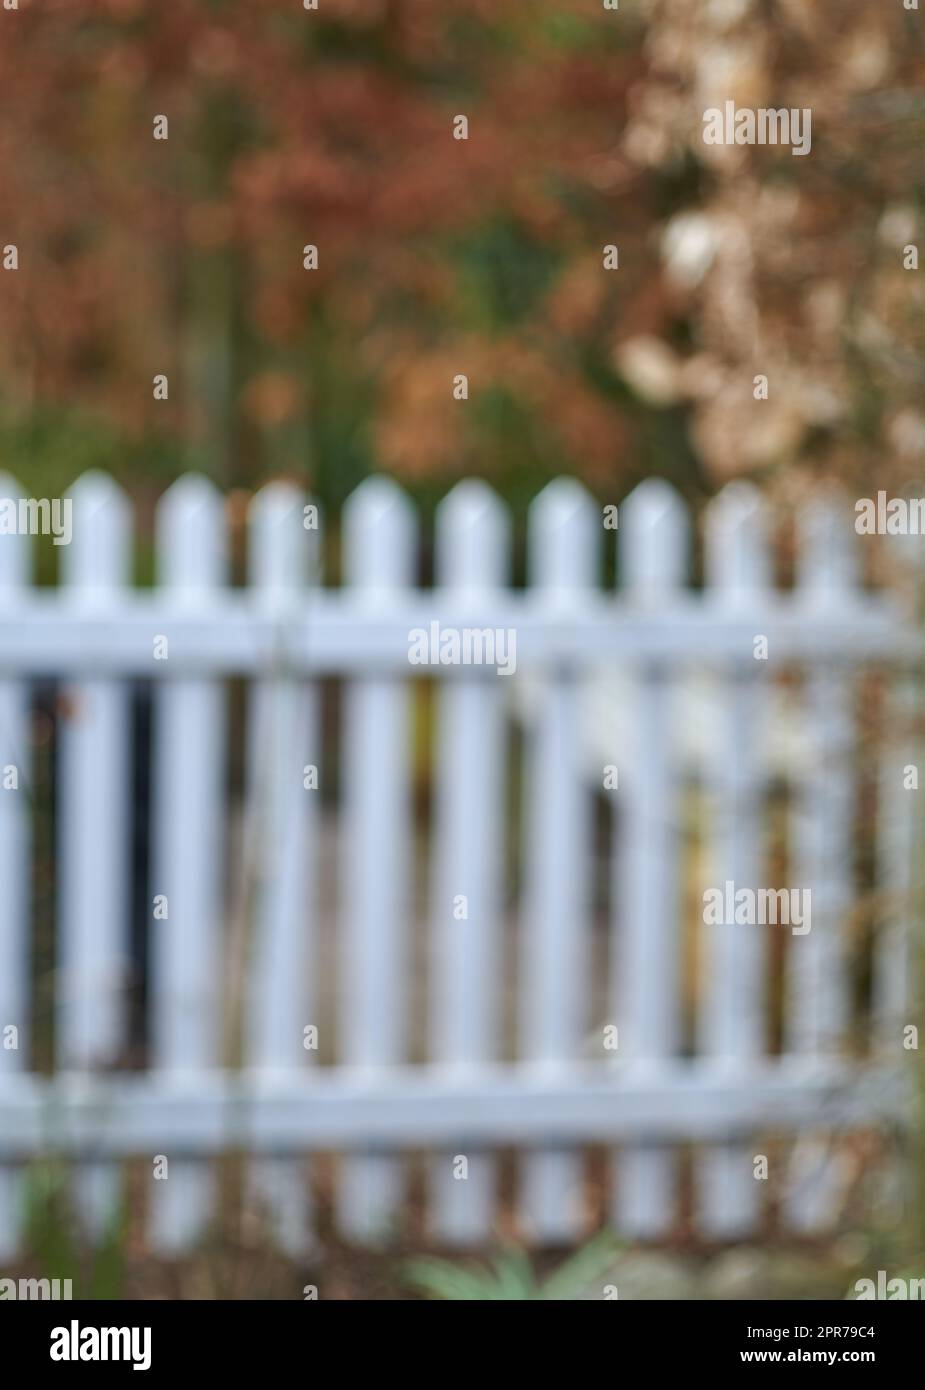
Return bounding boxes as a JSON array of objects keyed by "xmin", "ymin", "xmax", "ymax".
[
  {"xmin": 337, "ymin": 477, "xmax": 416, "ymax": 1241},
  {"xmin": 245, "ymin": 482, "xmax": 318, "ymax": 1255},
  {"xmin": 611, "ymin": 479, "xmax": 687, "ymax": 1238},
  {"xmin": 149, "ymin": 475, "xmax": 227, "ymax": 1252},
  {"xmin": 58, "ymin": 472, "xmax": 133, "ymax": 1237},
  {"xmin": 519, "ymin": 479, "xmax": 597, "ymax": 1243},
  {"xmin": 784, "ymin": 489, "xmax": 857, "ymax": 1231},
  {"xmin": 871, "ymin": 674, "xmax": 918, "ymax": 1223},
  {"xmin": 873, "ymin": 676, "xmax": 917, "ymax": 1054},
  {"xmin": 0, "ymin": 473, "xmax": 31, "ymax": 1260},
  {"xmin": 429, "ymin": 480, "xmax": 509, "ymax": 1244},
  {"xmin": 697, "ymin": 482, "xmax": 771, "ymax": 1236}
]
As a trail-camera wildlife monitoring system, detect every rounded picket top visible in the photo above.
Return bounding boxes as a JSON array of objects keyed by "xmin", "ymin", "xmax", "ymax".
[
  {"xmin": 62, "ymin": 470, "xmax": 132, "ymax": 589},
  {"xmin": 795, "ymin": 484, "xmax": 857, "ymax": 600},
  {"xmin": 436, "ymin": 478, "xmax": 509, "ymax": 589},
  {"xmin": 155, "ymin": 473, "xmax": 228, "ymax": 589},
  {"xmin": 528, "ymin": 478, "xmax": 599, "ymax": 591},
  {"xmin": 343, "ymin": 474, "xmax": 416, "ymax": 589},
  {"xmin": 248, "ymin": 480, "xmax": 315, "ymax": 591},
  {"xmin": 619, "ymin": 477, "xmax": 689, "ymax": 594},
  {"xmin": 704, "ymin": 481, "xmax": 772, "ymax": 599},
  {"xmin": 0, "ymin": 473, "xmax": 31, "ymax": 591}
]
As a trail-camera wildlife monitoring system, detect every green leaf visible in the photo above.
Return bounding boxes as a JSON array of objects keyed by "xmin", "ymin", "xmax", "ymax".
[
  {"xmin": 540, "ymin": 1232, "xmax": 621, "ymax": 1301},
  {"xmin": 402, "ymin": 1256, "xmax": 498, "ymax": 1302}
]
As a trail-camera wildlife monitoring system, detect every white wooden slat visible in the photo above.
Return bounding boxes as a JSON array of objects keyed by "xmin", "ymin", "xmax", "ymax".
[
  {"xmin": 697, "ymin": 483, "xmax": 771, "ymax": 1237},
  {"xmin": 0, "ymin": 472, "xmax": 32, "ymax": 1260},
  {"xmin": 873, "ymin": 676, "xmax": 917, "ymax": 1055},
  {"xmin": 519, "ymin": 479, "xmax": 597, "ymax": 1243},
  {"xmin": 149, "ymin": 475, "xmax": 227, "ymax": 1252},
  {"xmin": 57, "ymin": 472, "xmax": 132, "ymax": 1239},
  {"xmin": 429, "ymin": 480, "xmax": 508, "ymax": 1244},
  {"xmin": 784, "ymin": 489, "xmax": 857, "ymax": 1232},
  {"xmin": 337, "ymin": 477, "xmax": 416, "ymax": 1241},
  {"xmin": 869, "ymin": 673, "xmax": 918, "ymax": 1226},
  {"xmin": 611, "ymin": 479, "xmax": 686, "ymax": 1238},
  {"xmin": 244, "ymin": 482, "xmax": 318, "ymax": 1255}
]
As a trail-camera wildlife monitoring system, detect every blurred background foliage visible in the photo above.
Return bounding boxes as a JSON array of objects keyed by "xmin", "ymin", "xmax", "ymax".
[{"xmin": 0, "ymin": 0, "xmax": 923, "ymax": 524}]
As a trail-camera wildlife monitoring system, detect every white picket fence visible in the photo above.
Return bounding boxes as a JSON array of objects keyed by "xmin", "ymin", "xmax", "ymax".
[{"xmin": 0, "ymin": 469, "xmax": 918, "ymax": 1257}]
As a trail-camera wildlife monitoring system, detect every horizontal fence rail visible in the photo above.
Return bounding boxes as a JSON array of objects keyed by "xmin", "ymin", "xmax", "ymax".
[
  {"xmin": 0, "ymin": 1063, "xmax": 906, "ymax": 1156},
  {"xmin": 0, "ymin": 598, "xmax": 912, "ymax": 675},
  {"xmin": 0, "ymin": 470, "xmax": 919, "ymax": 1254}
]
